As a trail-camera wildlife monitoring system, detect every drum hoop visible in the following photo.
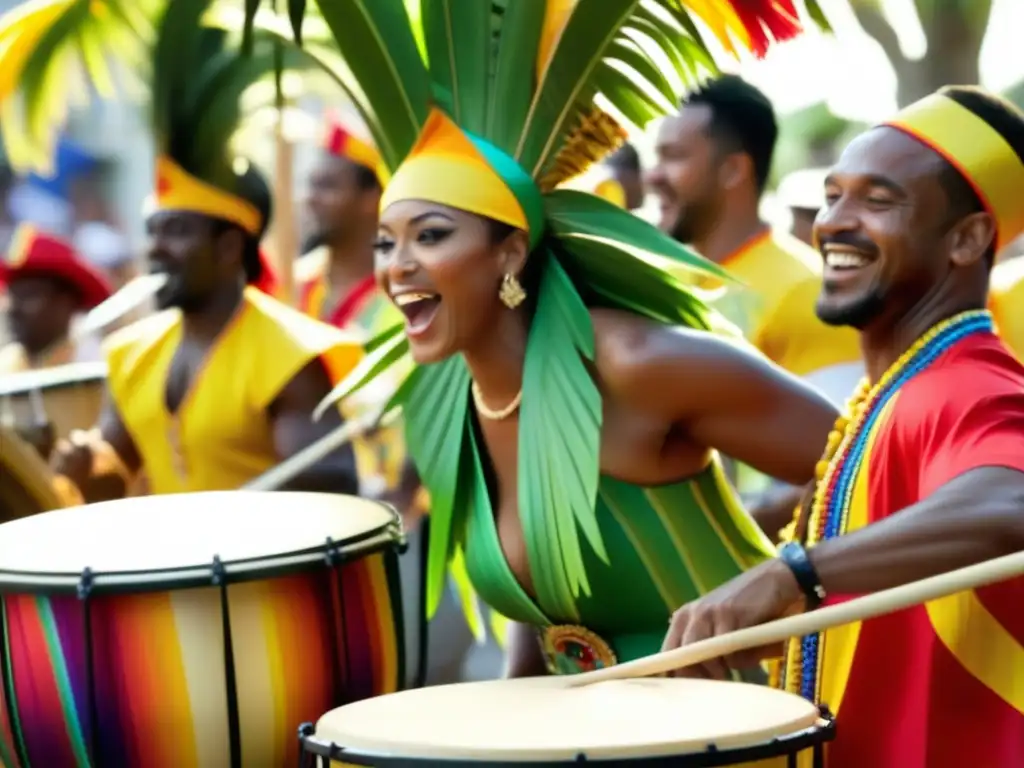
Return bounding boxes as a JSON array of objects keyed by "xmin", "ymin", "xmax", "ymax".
[
  {"xmin": 0, "ymin": 521, "xmax": 404, "ymax": 596},
  {"xmin": 0, "ymin": 362, "xmax": 107, "ymax": 396},
  {"xmin": 298, "ymin": 709, "xmax": 835, "ymax": 767}
]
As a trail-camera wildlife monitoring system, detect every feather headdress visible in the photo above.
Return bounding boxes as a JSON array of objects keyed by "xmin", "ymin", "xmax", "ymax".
[{"xmin": 277, "ymin": 0, "xmax": 833, "ymax": 620}]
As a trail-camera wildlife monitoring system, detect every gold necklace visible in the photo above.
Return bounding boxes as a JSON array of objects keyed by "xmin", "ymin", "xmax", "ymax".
[{"xmin": 471, "ymin": 381, "xmax": 522, "ymax": 420}]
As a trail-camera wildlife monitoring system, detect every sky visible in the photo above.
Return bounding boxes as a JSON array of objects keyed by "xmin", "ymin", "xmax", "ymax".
[{"xmin": 737, "ymin": 0, "xmax": 1024, "ymax": 121}]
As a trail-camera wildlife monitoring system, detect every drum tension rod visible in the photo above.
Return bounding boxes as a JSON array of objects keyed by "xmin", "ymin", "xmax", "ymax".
[
  {"xmin": 211, "ymin": 555, "xmax": 226, "ymax": 586},
  {"xmin": 78, "ymin": 567, "xmax": 94, "ymax": 600},
  {"xmin": 323, "ymin": 537, "xmax": 338, "ymax": 567}
]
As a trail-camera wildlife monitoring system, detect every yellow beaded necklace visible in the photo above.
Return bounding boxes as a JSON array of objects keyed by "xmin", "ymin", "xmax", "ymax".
[{"xmin": 777, "ymin": 309, "xmax": 994, "ymax": 699}]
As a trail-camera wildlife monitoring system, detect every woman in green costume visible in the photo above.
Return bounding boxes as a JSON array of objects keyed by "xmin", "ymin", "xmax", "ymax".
[{"xmin": 294, "ymin": 1, "xmax": 839, "ymax": 676}]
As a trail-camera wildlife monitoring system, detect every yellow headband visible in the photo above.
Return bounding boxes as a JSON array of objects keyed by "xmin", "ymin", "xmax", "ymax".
[
  {"xmin": 146, "ymin": 156, "xmax": 262, "ymax": 235},
  {"xmin": 884, "ymin": 93, "xmax": 1024, "ymax": 251},
  {"xmin": 380, "ymin": 109, "xmax": 528, "ymax": 232}
]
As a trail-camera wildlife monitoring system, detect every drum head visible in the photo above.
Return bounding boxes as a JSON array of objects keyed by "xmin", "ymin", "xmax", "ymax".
[
  {"xmin": 0, "ymin": 491, "xmax": 398, "ymax": 583},
  {"xmin": 311, "ymin": 677, "xmax": 823, "ymax": 762}
]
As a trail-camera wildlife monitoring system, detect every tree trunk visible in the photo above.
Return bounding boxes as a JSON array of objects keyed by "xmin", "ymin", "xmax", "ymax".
[{"xmin": 851, "ymin": 0, "xmax": 993, "ymax": 107}]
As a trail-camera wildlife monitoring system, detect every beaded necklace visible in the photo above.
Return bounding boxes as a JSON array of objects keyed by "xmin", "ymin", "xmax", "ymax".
[{"xmin": 780, "ymin": 309, "xmax": 994, "ymax": 701}]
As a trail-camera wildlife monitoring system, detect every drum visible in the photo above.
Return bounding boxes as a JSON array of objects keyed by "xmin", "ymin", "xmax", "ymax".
[
  {"xmin": 0, "ymin": 361, "xmax": 106, "ymax": 446},
  {"xmin": 299, "ymin": 677, "xmax": 835, "ymax": 767},
  {"xmin": 0, "ymin": 490, "xmax": 407, "ymax": 768},
  {"xmin": 0, "ymin": 426, "xmax": 64, "ymax": 520}
]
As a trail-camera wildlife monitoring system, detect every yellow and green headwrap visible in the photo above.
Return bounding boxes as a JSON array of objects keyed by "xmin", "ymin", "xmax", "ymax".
[
  {"xmin": 883, "ymin": 91, "xmax": 1024, "ymax": 252},
  {"xmin": 381, "ymin": 109, "xmax": 547, "ymax": 248}
]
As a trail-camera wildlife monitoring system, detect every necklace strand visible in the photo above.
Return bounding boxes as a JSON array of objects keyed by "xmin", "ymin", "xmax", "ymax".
[
  {"xmin": 779, "ymin": 309, "xmax": 993, "ymax": 700},
  {"xmin": 471, "ymin": 381, "xmax": 523, "ymax": 420}
]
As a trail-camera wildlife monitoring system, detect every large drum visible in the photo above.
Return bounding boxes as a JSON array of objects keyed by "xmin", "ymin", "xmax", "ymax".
[
  {"xmin": 0, "ymin": 361, "xmax": 106, "ymax": 445},
  {"xmin": 0, "ymin": 426, "xmax": 64, "ymax": 520},
  {"xmin": 299, "ymin": 677, "xmax": 834, "ymax": 767},
  {"xmin": 0, "ymin": 491, "xmax": 407, "ymax": 768}
]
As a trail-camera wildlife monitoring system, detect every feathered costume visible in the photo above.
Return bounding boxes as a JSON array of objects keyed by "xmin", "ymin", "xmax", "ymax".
[{"xmin": 285, "ymin": 0, "xmax": 831, "ymax": 668}]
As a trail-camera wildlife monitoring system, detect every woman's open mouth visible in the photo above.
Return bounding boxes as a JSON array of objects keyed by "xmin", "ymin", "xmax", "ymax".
[{"xmin": 393, "ymin": 291, "xmax": 441, "ymax": 337}]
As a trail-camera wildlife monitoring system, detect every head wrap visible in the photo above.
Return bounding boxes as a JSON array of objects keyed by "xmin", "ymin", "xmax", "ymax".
[
  {"xmin": 0, "ymin": 224, "xmax": 113, "ymax": 309},
  {"xmin": 322, "ymin": 110, "xmax": 389, "ymax": 186},
  {"xmin": 881, "ymin": 90, "xmax": 1024, "ymax": 251}
]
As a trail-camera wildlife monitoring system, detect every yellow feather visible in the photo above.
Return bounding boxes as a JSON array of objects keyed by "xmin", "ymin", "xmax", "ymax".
[{"xmin": 535, "ymin": 0, "xmax": 578, "ymax": 83}]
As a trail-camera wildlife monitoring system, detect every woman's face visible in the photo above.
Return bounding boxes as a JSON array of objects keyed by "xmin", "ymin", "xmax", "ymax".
[{"xmin": 375, "ymin": 200, "xmax": 525, "ymax": 363}]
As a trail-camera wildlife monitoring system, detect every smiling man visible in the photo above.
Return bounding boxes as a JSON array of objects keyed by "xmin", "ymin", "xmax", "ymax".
[
  {"xmin": 50, "ymin": 25, "xmax": 361, "ymax": 501},
  {"xmin": 661, "ymin": 85, "xmax": 1024, "ymax": 768}
]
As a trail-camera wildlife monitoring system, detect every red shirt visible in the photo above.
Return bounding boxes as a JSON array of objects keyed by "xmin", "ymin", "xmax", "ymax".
[{"xmin": 823, "ymin": 332, "xmax": 1024, "ymax": 767}]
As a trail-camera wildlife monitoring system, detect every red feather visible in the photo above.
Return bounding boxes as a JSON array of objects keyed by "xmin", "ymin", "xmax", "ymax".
[{"xmin": 726, "ymin": 0, "xmax": 804, "ymax": 57}]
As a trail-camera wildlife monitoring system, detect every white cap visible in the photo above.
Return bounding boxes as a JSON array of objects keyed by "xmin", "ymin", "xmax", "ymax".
[{"xmin": 777, "ymin": 167, "xmax": 830, "ymax": 211}]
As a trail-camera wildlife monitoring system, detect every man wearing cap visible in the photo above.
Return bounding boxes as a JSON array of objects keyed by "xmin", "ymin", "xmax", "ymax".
[
  {"xmin": 50, "ymin": 26, "xmax": 362, "ymax": 501},
  {"xmin": 0, "ymin": 224, "xmax": 112, "ymax": 373},
  {"xmin": 776, "ymin": 166, "xmax": 829, "ymax": 247},
  {"xmin": 661, "ymin": 85, "xmax": 1024, "ymax": 768}
]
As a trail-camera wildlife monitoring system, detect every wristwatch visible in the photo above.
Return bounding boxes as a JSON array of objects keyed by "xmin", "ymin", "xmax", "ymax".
[{"xmin": 778, "ymin": 541, "xmax": 827, "ymax": 609}]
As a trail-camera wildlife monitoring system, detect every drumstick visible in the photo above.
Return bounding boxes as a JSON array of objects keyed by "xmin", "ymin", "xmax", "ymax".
[
  {"xmin": 243, "ymin": 406, "xmax": 399, "ymax": 491},
  {"xmin": 72, "ymin": 273, "xmax": 168, "ymax": 341},
  {"xmin": 568, "ymin": 548, "xmax": 1024, "ymax": 686}
]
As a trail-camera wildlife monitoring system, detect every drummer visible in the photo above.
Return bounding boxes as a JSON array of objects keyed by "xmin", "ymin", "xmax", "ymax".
[
  {"xmin": 662, "ymin": 86, "xmax": 1024, "ymax": 768},
  {"xmin": 51, "ymin": 58, "xmax": 364, "ymax": 500},
  {"xmin": 0, "ymin": 224, "xmax": 112, "ymax": 373}
]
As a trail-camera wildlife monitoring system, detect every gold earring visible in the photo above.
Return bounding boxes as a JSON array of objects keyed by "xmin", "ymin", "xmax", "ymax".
[{"xmin": 499, "ymin": 272, "xmax": 526, "ymax": 309}]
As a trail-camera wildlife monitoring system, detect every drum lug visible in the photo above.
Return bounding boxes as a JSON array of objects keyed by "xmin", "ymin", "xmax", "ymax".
[
  {"xmin": 211, "ymin": 555, "xmax": 227, "ymax": 586},
  {"xmin": 77, "ymin": 567, "xmax": 94, "ymax": 600},
  {"xmin": 323, "ymin": 537, "xmax": 338, "ymax": 567}
]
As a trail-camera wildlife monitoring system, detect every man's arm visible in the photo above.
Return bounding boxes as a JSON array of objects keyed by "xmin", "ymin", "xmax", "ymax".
[
  {"xmin": 595, "ymin": 310, "xmax": 838, "ymax": 486},
  {"xmin": 268, "ymin": 357, "xmax": 359, "ymax": 494},
  {"xmin": 49, "ymin": 389, "xmax": 141, "ymax": 502}
]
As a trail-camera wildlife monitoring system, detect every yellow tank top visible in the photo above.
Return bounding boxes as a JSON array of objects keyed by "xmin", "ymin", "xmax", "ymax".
[
  {"xmin": 103, "ymin": 287, "xmax": 362, "ymax": 494},
  {"xmin": 990, "ymin": 258, "xmax": 1023, "ymax": 359}
]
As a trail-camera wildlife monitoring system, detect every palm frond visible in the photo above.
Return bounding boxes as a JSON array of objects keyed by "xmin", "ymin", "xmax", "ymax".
[
  {"xmin": 0, "ymin": 0, "xmax": 159, "ymax": 173},
  {"xmin": 421, "ymin": 0, "xmax": 489, "ymax": 135}
]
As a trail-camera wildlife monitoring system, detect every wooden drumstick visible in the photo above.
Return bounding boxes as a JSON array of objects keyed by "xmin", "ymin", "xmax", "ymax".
[
  {"xmin": 72, "ymin": 273, "xmax": 168, "ymax": 341},
  {"xmin": 568, "ymin": 549, "xmax": 1024, "ymax": 687},
  {"xmin": 243, "ymin": 406, "xmax": 400, "ymax": 491}
]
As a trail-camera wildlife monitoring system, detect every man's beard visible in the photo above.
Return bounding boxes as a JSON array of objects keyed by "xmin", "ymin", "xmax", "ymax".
[{"xmin": 816, "ymin": 284, "xmax": 887, "ymax": 330}]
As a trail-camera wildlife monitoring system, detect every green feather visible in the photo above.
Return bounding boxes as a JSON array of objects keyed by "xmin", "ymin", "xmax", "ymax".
[
  {"xmin": 518, "ymin": 256, "xmax": 601, "ymax": 618},
  {"xmin": 544, "ymin": 190, "xmax": 735, "ymax": 281},
  {"xmin": 311, "ymin": 0, "xmax": 431, "ymax": 169},
  {"xmin": 421, "ymin": 0, "xmax": 490, "ymax": 135},
  {"xmin": 515, "ymin": 0, "xmax": 638, "ymax": 174},
  {"xmin": 485, "ymin": 0, "xmax": 545, "ymax": 153},
  {"xmin": 313, "ymin": 327, "xmax": 410, "ymax": 421},
  {"xmin": 401, "ymin": 357, "xmax": 472, "ymax": 616}
]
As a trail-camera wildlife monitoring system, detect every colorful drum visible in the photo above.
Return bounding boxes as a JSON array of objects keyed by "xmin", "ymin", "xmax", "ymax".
[
  {"xmin": 0, "ymin": 361, "xmax": 106, "ymax": 446},
  {"xmin": 300, "ymin": 677, "xmax": 834, "ymax": 767},
  {"xmin": 0, "ymin": 490, "xmax": 407, "ymax": 768}
]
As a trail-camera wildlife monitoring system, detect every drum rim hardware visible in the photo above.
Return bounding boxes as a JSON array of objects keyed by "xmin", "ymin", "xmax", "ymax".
[
  {"xmin": 0, "ymin": 521, "xmax": 404, "ymax": 595},
  {"xmin": 297, "ymin": 706, "xmax": 836, "ymax": 767}
]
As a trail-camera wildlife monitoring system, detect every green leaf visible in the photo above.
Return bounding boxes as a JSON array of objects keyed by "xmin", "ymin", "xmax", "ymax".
[
  {"xmin": 518, "ymin": 255, "xmax": 603, "ymax": 619},
  {"xmin": 545, "ymin": 189, "xmax": 734, "ymax": 281},
  {"xmin": 594, "ymin": 61, "xmax": 661, "ymax": 129},
  {"xmin": 311, "ymin": 0, "xmax": 430, "ymax": 169},
  {"xmin": 515, "ymin": 0, "xmax": 637, "ymax": 176},
  {"xmin": 288, "ymin": 0, "xmax": 308, "ymax": 43},
  {"xmin": 606, "ymin": 38, "xmax": 676, "ymax": 110},
  {"xmin": 402, "ymin": 357, "xmax": 472, "ymax": 616},
  {"xmin": 486, "ymin": 0, "xmax": 545, "ymax": 153},
  {"xmin": 803, "ymin": 0, "xmax": 833, "ymax": 33},
  {"xmin": 421, "ymin": 0, "xmax": 490, "ymax": 134},
  {"xmin": 313, "ymin": 325, "xmax": 411, "ymax": 421}
]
